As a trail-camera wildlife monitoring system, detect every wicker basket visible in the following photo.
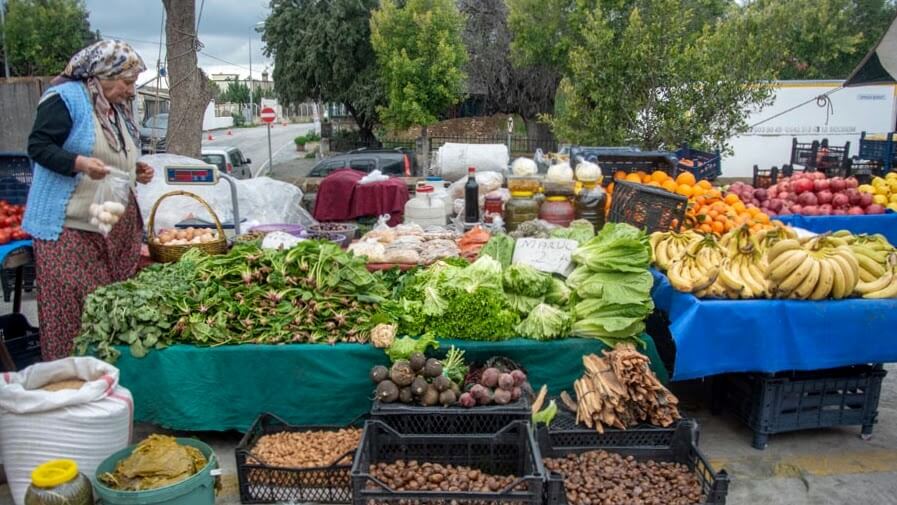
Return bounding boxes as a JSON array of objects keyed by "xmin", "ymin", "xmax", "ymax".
[
  {"xmin": 147, "ymin": 190, "xmax": 228, "ymax": 262},
  {"xmin": 608, "ymin": 180, "xmax": 687, "ymax": 233}
]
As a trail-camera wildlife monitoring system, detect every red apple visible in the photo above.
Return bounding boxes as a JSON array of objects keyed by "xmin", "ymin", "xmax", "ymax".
[
  {"xmin": 832, "ymin": 193, "xmax": 850, "ymax": 209},
  {"xmin": 848, "ymin": 206, "xmax": 865, "ymax": 215},
  {"xmin": 866, "ymin": 204, "xmax": 885, "ymax": 215}
]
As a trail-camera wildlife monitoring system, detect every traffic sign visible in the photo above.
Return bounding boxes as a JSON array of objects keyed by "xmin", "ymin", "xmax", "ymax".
[{"xmin": 260, "ymin": 107, "xmax": 276, "ymax": 124}]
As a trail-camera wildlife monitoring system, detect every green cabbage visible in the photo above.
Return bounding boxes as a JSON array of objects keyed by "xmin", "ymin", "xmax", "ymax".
[{"xmin": 516, "ymin": 304, "xmax": 572, "ymax": 340}]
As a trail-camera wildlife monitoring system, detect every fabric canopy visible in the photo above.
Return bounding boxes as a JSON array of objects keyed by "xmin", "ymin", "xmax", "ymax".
[{"xmin": 845, "ymin": 14, "xmax": 897, "ymax": 87}]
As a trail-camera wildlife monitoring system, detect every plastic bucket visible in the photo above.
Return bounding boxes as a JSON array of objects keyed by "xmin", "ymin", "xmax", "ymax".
[{"xmin": 93, "ymin": 438, "xmax": 217, "ymax": 505}]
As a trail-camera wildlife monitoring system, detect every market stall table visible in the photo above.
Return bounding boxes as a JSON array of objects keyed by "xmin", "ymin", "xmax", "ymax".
[
  {"xmin": 650, "ymin": 269, "xmax": 897, "ymax": 380},
  {"xmin": 312, "ymin": 168, "xmax": 409, "ymax": 226},
  {"xmin": 112, "ymin": 336, "xmax": 667, "ymax": 431},
  {"xmin": 777, "ymin": 213, "xmax": 897, "ymax": 245}
]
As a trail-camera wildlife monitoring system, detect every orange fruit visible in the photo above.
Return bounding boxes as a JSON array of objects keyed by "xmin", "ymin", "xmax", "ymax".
[
  {"xmin": 640, "ymin": 173, "xmax": 653, "ymax": 183},
  {"xmin": 700, "ymin": 223, "xmax": 713, "ymax": 233},
  {"xmin": 676, "ymin": 184, "xmax": 694, "ymax": 197},
  {"xmin": 707, "ymin": 189, "xmax": 722, "ymax": 200},
  {"xmin": 662, "ymin": 180, "xmax": 678, "ymax": 192},
  {"xmin": 690, "ymin": 185, "xmax": 706, "ymax": 197},
  {"xmin": 625, "ymin": 173, "xmax": 642, "ymax": 183},
  {"xmin": 724, "ymin": 193, "xmax": 740, "ymax": 205},
  {"xmin": 755, "ymin": 212, "xmax": 770, "ymax": 224},
  {"xmin": 697, "ymin": 180, "xmax": 713, "ymax": 190},
  {"xmin": 732, "ymin": 201, "xmax": 746, "ymax": 213},
  {"xmin": 711, "ymin": 221, "xmax": 724, "ymax": 234},
  {"xmin": 614, "ymin": 170, "xmax": 627, "ymax": 181},
  {"xmin": 607, "ymin": 182, "xmax": 615, "ymax": 194},
  {"xmin": 646, "ymin": 181, "xmax": 661, "ymax": 187},
  {"xmin": 676, "ymin": 172, "xmax": 697, "ymax": 187},
  {"xmin": 651, "ymin": 171, "xmax": 669, "ymax": 183}
]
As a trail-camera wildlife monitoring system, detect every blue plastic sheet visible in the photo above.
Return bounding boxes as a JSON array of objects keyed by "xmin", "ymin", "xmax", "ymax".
[
  {"xmin": 0, "ymin": 240, "xmax": 31, "ymax": 265},
  {"xmin": 777, "ymin": 213, "xmax": 897, "ymax": 246},
  {"xmin": 651, "ymin": 269, "xmax": 897, "ymax": 380}
]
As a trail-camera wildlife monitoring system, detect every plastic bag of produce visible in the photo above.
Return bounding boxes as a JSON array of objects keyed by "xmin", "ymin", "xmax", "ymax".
[
  {"xmin": 0, "ymin": 357, "xmax": 132, "ymax": 505},
  {"xmin": 90, "ymin": 167, "xmax": 131, "ymax": 236},
  {"xmin": 433, "ymin": 143, "xmax": 509, "ymax": 181},
  {"xmin": 447, "ymin": 171, "xmax": 504, "ymax": 201}
]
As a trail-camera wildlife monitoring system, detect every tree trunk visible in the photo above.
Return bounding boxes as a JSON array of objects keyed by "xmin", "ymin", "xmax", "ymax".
[
  {"xmin": 162, "ymin": 0, "xmax": 213, "ymax": 158},
  {"xmin": 523, "ymin": 116, "xmax": 557, "ymax": 152}
]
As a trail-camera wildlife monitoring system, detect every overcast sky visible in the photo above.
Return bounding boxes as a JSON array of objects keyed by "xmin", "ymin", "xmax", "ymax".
[{"xmin": 84, "ymin": 0, "xmax": 274, "ymax": 85}]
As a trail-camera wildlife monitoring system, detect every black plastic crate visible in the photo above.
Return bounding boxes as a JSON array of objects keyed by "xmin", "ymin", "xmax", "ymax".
[
  {"xmin": 859, "ymin": 131, "xmax": 897, "ymax": 171},
  {"xmin": 847, "ymin": 158, "xmax": 884, "ymax": 185},
  {"xmin": 580, "ymin": 151, "xmax": 678, "ymax": 179},
  {"xmin": 236, "ymin": 412, "xmax": 362, "ymax": 504},
  {"xmin": 370, "ymin": 397, "xmax": 531, "ymax": 434},
  {"xmin": 569, "ymin": 146, "xmax": 641, "ymax": 169},
  {"xmin": 676, "ymin": 143, "xmax": 722, "ymax": 181},
  {"xmin": 0, "ymin": 313, "xmax": 40, "ymax": 370},
  {"xmin": 716, "ymin": 364, "xmax": 886, "ymax": 450},
  {"xmin": 789, "ymin": 138, "xmax": 850, "ymax": 172},
  {"xmin": 539, "ymin": 411, "xmax": 729, "ymax": 505},
  {"xmin": 352, "ymin": 420, "xmax": 545, "ymax": 505},
  {"xmin": 0, "ymin": 153, "xmax": 33, "ymax": 205},
  {"xmin": 608, "ymin": 180, "xmax": 687, "ymax": 233},
  {"xmin": 751, "ymin": 165, "xmax": 780, "ymax": 189}
]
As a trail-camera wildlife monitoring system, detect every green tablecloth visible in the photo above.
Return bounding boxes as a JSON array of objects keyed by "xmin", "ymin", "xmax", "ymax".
[{"xmin": 114, "ymin": 336, "xmax": 666, "ymax": 432}]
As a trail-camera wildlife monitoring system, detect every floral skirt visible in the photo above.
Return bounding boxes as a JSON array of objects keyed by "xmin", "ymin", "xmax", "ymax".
[{"xmin": 33, "ymin": 193, "xmax": 143, "ymax": 361}]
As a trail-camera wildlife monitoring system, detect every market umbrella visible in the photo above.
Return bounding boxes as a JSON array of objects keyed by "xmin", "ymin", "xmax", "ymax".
[{"xmin": 845, "ymin": 14, "xmax": 897, "ymax": 87}]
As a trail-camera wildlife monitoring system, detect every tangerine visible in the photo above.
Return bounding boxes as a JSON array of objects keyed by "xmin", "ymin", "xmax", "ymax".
[
  {"xmin": 651, "ymin": 170, "xmax": 669, "ymax": 183},
  {"xmin": 676, "ymin": 184, "xmax": 694, "ymax": 197},
  {"xmin": 614, "ymin": 170, "xmax": 627, "ymax": 181},
  {"xmin": 625, "ymin": 173, "xmax": 642, "ymax": 183},
  {"xmin": 662, "ymin": 180, "xmax": 678, "ymax": 192},
  {"xmin": 724, "ymin": 193, "xmax": 740, "ymax": 205},
  {"xmin": 711, "ymin": 221, "xmax": 724, "ymax": 234},
  {"xmin": 697, "ymin": 180, "xmax": 713, "ymax": 190}
]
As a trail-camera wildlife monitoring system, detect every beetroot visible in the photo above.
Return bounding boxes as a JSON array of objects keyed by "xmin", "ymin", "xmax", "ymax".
[
  {"xmin": 832, "ymin": 193, "xmax": 850, "ymax": 208},
  {"xmin": 814, "ymin": 179, "xmax": 831, "ymax": 192},
  {"xmin": 498, "ymin": 373, "xmax": 515, "ymax": 391},
  {"xmin": 859, "ymin": 192, "xmax": 874, "ymax": 208},
  {"xmin": 830, "ymin": 177, "xmax": 847, "ymax": 192},
  {"xmin": 458, "ymin": 392, "xmax": 476, "ymax": 408},
  {"xmin": 493, "ymin": 388, "xmax": 511, "ymax": 405},
  {"xmin": 848, "ymin": 206, "xmax": 865, "ymax": 215},
  {"xmin": 481, "ymin": 368, "xmax": 500, "ymax": 388},
  {"xmin": 510, "ymin": 387, "xmax": 522, "ymax": 401},
  {"xmin": 816, "ymin": 190, "xmax": 833, "ymax": 205},
  {"xmin": 819, "ymin": 204, "xmax": 833, "ymax": 215},
  {"xmin": 866, "ymin": 204, "xmax": 886, "ymax": 215},
  {"xmin": 798, "ymin": 192, "xmax": 818, "ymax": 206}
]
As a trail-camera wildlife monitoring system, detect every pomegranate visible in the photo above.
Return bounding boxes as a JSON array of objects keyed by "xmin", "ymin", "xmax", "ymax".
[
  {"xmin": 767, "ymin": 199, "xmax": 784, "ymax": 212},
  {"xmin": 832, "ymin": 209, "xmax": 847, "ymax": 216},
  {"xmin": 830, "ymin": 177, "xmax": 847, "ymax": 192},
  {"xmin": 866, "ymin": 204, "xmax": 885, "ymax": 215},
  {"xmin": 848, "ymin": 206, "xmax": 865, "ymax": 215},
  {"xmin": 845, "ymin": 177, "xmax": 859, "ymax": 189},
  {"xmin": 859, "ymin": 192, "xmax": 874, "ymax": 208},
  {"xmin": 832, "ymin": 193, "xmax": 850, "ymax": 209},
  {"xmin": 818, "ymin": 204, "xmax": 833, "ymax": 215},
  {"xmin": 791, "ymin": 204, "xmax": 803, "ymax": 214},
  {"xmin": 846, "ymin": 188, "xmax": 862, "ymax": 206},
  {"xmin": 816, "ymin": 190, "xmax": 833, "ymax": 205},
  {"xmin": 803, "ymin": 205, "xmax": 819, "ymax": 216},
  {"xmin": 783, "ymin": 192, "xmax": 798, "ymax": 202},
  {"xmin": 794, "ymin": 178, "xmax": 814, "ymax": 194},
  {"xmin": 779, "ymin": 208, "xmax": 793, "ymax": 216},
  {"xmin": 798, "ymin": 192, "xmax": 818, "ymax": 206},
  {"xmin": 814, "ymin": 179, "xmax": 830, "ymax": 192},
  {"xmin": 778, "ymin": 181, "xmax": 792, "ymax": 194}
]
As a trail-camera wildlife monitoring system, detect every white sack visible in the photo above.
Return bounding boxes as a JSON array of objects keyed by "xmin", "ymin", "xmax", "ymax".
[
  {"xmin": 0, "ymin": 357, "xmax": 132, "ymax": 505},
  {"xmin": 434, "ymin": 143, "xmax": 509, "ymax": 181}
]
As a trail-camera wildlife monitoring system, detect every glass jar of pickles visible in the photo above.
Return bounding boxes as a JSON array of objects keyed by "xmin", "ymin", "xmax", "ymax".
[{"xmin": 505, "ymin": 191, "xmax": 539, "ymax": 231}]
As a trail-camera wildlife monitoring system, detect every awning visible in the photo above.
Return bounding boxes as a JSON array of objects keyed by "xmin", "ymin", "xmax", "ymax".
[{"xmin": 845, "ymin": 14, "xmax": 897, "ymax": 87}]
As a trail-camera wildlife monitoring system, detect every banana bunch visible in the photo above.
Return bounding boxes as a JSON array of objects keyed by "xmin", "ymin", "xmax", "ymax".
[
  {"xmin": 849, "ymin": 234, "xmax": 897, "ymax": 283},
  {"xmin": 650, "ymin": 231, "xmax": 702, "ymax": 271},
  {"xmin": 767, "ymin": 237, "xmax": 859, "ymax": 300},
  {"xmin": 717, "ymin": 227, "xmax": 768, "ymax": 299},
  {"xmin": 855, "ymin": 253, "xmax": 897, "ymax": 298},
  {"xmin": 754, "ymin": 225, "xmax": 799, "ymax": 255},
  {"xmin": 667, "ymin": 237, "xmax": 722, "ymax": 294}
]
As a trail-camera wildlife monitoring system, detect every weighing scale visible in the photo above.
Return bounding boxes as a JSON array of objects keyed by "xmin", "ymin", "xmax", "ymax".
[{"xmin": 164, "ymin": 164, "xmax": 243, "ymax": 235}]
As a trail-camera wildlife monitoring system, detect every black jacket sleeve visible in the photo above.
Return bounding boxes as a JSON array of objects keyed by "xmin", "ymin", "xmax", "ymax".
[{"xmin": 27, "ymin": 95, "xmax": 78, "ymax": 176}]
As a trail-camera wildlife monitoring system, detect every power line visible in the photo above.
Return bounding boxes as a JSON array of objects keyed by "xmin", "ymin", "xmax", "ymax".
[
  {"xmin": 196, "ymin": 0, "xmax": 206, "ymax": 32},
  {"xmin": 105, "ymin": 34, "xmax": 268, "ymax": 74}
]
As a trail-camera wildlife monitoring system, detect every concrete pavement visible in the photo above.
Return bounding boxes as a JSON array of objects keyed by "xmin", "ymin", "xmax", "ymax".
[{"xmin": 202, "ymin": 123, "xmax": 316, "ymax": 178}]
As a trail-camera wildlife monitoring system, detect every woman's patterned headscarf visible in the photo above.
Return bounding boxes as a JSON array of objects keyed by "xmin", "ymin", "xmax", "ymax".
[{"xmin": 56, "ymin": 40, "xmax": 147, "ymax": 153}]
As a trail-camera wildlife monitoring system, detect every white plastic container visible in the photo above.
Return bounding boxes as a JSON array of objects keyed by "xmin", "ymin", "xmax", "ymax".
[{"xmin": 405, "ymin": 186, "xmax": 446, "ymax": 227}]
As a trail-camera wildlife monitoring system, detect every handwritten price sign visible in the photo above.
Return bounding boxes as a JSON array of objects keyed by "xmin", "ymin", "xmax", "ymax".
[{"xmin": 511, "ymin": 238, "xmax": 579, "ymax": 276}]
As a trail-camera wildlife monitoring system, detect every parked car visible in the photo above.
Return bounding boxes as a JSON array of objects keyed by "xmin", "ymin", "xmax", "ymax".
[
  {"xmin": 139, "ymin": 113, "xmax": 168, "ymax": 154},
  {"xmin": 201, "ymin": 147, "xmax": 253, "ymax": 179},
  {"xmin": 307, "ymin": 148, "xmax": 416, "ymax": 177}
]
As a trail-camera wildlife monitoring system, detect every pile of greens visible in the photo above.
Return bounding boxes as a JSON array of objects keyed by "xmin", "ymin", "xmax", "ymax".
[
  {"xmin": 77, "ymin": 241, "xmax": 390, "ymax": 362},
  {"xmin": 567, "ymin": 222, "xmax": 653, "ymax": 345},
  {"xmin": 549, "ymin": 219, "xmax": 596, "ymax": 244},
  {"xmin": 379, "ymin": 256, "xmax": 519, "ymax": 341}
]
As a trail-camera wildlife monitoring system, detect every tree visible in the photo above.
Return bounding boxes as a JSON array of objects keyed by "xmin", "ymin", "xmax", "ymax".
[
  {"xmin": 2, "ymin": 0, "xmax": 96, "ymax": 76},
  {"xmin": 370, "ymin": 0, "xmax": 467, "ymax": 131},
  {"xmin": 220, "ymin": 80, "xmax": 250, "ymax": 104},
  {"xmin": 458, "ymin": 0, "xmax": 560, "ymax": 140},
  {"xmin": 163, "ymin": 0, "xmax": 214, "ymax": 158},
  {"xmin": 507, "ymin": 0, "xmax": 783, "ymax": 151},
  {"xmin": 263, "ymin": 0, "xmax": 384, "ymax": 141},
  {"xmin": 757, "ymin": 0, "xmax": 897, "ymax": 79}
]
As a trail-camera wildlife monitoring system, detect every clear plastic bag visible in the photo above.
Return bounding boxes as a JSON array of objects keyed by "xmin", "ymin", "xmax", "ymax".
[{"xmin": 89, "ymin": 168, "xmax": 130, "ymax": 236}]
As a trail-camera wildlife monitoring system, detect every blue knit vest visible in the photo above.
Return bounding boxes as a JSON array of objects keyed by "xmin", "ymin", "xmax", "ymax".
[{"xmin": 22, "ymin": 81, "xmax": 95, "ymax": 241}]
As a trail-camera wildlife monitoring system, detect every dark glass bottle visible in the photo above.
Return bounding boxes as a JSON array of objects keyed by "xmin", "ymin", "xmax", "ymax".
[{"xmin": 464, "ymin": 166, "xmax": 479, "ymax": 223}]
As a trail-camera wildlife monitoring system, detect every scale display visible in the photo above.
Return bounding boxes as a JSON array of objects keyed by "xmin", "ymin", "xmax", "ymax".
[{"xmin": 165, "ymin": 164, "xmax": 219, "ymax": 185}]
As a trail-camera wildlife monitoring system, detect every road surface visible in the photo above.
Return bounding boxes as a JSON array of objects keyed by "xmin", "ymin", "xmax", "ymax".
[{"xmin": 202, "ymin": 122, "xmax": 315, "ymax": 178}]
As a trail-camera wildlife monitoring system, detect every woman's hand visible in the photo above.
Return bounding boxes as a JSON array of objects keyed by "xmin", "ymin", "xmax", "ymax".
[
  {"xmin": 136, "ymin": 162, "xmax": 154, "ymax": 184},
  {"xmin": 74, "ymin": 156, "xmax": 109, "ymax": 180}
]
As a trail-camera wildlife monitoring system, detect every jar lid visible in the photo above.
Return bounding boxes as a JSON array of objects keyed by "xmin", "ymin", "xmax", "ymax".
[
  {"xmin": 485, "ymin": 195, "xmax": 502, "ymax": 201},
  {"xmin": 546, "ymin": 196, "xmax": 569, "ymax": 202},
  {"xmin": 511, "ymin": 191, "xmax": 534, "ymax": 197},
  {"xmin": 417, "ymin": 185, "xmax": 434, "ymax": 193},
  {"xmin": 31, "ymin": 459, "xmax": 78, "ymax": 489}
]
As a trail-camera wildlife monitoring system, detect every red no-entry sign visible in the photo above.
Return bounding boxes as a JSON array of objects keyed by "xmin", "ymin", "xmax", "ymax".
[{"xmin": 260, "ymin": 107, "xmax": 276, "ymax": 124}]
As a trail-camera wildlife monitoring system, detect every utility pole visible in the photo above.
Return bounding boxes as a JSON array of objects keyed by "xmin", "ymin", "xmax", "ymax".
[
  {"xmin": 248, "ymin": 30, "xmax": 253, "ymax": 123},
  {"xmin": 1, "ymin": 0, "xmax": 10, "ymax": 78}
]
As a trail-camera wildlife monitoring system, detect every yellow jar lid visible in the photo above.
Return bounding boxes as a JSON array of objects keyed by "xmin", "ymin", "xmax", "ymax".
[
  {"xmin": 511, "ymin": 191, "xmax": 534, "ymax": 197},
  {"xmin": 546, "ymin": 196, "xmax": 569, "ymax": 202},
  {"xmin": 31, "ymin": 459, "xmax": 78, "ymax": 489}
]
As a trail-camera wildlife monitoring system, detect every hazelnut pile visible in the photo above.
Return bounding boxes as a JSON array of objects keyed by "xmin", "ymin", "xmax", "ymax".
[
  {"xmin": 544, "ymin": 451, "xmax": 703, "ymax": 505},
  {"xmin": 367, "ymin": 461, "xmax": 525, "ymax": 493},
  {"xmin": 249, "ymin": 428, "xmax": 361, "ymax": 468}
]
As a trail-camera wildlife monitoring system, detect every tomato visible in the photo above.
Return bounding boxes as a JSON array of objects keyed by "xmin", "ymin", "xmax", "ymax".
[
  {"xmin": 0, "ymin": 231, "xmax": 12, "ymax": 245},
  {"xmin": 12, "ymin": 229, "xmax": 26, "ymax": 241}
]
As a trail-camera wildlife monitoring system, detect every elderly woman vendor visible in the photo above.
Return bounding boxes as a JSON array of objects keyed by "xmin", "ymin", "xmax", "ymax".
[{"xmin": 23, "ymin": 40, "xmax": 154, "ymax": 361}]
